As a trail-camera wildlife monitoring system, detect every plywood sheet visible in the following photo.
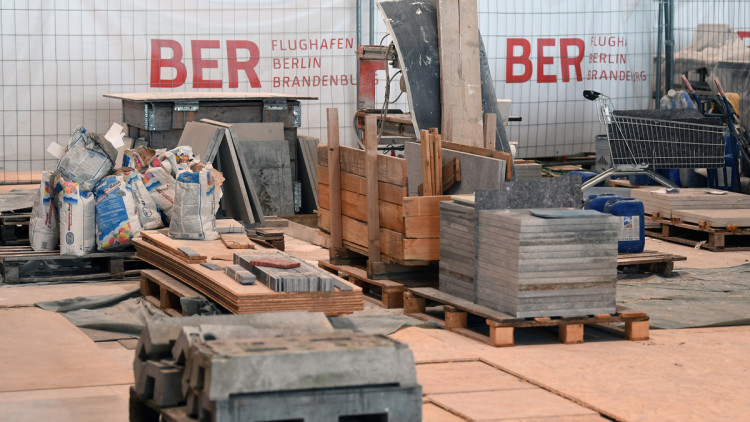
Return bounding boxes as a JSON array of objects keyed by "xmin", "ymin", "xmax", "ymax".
[
  {"xmin": 0, "ymin": 308, "xmax": 133, "ymax": 392},
  {"xmin": 0, "ymin": 281, "xmax": 138, "ymax": 308},
  {"xmin": 417, "ymin": 361, "xmax": 532, "ymax": 395},
  {"xmin": 0, "ymin": 385, "xmax": 130, "ymax": 422}
]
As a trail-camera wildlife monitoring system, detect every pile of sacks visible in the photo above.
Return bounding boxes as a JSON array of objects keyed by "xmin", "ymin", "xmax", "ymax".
[{"xmin": 30, "ymin": 126, "xmax": 224, "ymax": 256}]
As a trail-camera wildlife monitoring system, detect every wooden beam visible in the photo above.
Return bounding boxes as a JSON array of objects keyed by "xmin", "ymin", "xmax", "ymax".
[
  {"xmin": 420, "ymin": 130, "xmax": 434, "ymax": 196},
  {"xmin": 326, "ymin": 108, "xmax": 344, "ymax": 256},
  {"xmin": 483, "ymin": 113, "xmax": 496, "ymax": 151},
  {"xmin": 365, "ymin": 114, "xmax": 383, "ymax": 272},
  {"xmin": 432, "ymin": 131, "xmax": 443, "ymax": 195},
  {"xmin": 438, "ymin": 0, "xmax": 483, "ymax": 147}
]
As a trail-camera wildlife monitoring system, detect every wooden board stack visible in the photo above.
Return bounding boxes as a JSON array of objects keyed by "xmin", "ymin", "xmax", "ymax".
[
  {"xmin": 133, "ymin": 229, "xmax": 363, "ymax": 315},
  {"xmin": 476, "ymin": 209, "xmax": 620, "ymax": 318},
  {"xmin": 438, "ymin": 200, "xmax": 477, "ymax": 302},
  {"xmin": 630, "ymin": 188, "xmax": 750, "ymax": 219}
]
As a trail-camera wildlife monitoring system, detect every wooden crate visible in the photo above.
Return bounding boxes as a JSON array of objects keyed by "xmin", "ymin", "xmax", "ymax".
[
  {"xmin": 404, "ymin": 287, "xmax": 649, "ymax": 347},
  {"xmin": 317, "ymin": 143, "xmax": 449, "ymax": 265}
]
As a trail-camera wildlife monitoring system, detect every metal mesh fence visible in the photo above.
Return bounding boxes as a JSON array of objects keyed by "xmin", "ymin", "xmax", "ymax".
[{"xmin": 1, "ymin": 1, "xmax": 748, "ymax": 183}]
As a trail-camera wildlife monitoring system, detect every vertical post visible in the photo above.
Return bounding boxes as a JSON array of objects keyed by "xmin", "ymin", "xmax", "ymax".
[
  {"xmin": 665, "ymin": 0, "xmax": 674, "ymax": 91},
  {"xmin": 655, "ymin": 0, "xmax": 664, "ymax": 104},
  {"xmin": 483, "ymin": 113, "xmax": 496, "ymax": 151},
  {"xmin": 365, "ymin": 115, "xmax": 385, "ymax": 277},
  {"xmin": 327, "ymin": 108, "xmax": 344, "ymax": 260},
  {"xmin": 433, "ymin": 132, "xmax": 443, "ymax": 195},
  {"xmin": 420, "ymin": 130, "xmax": 434, "ymax": 196}
]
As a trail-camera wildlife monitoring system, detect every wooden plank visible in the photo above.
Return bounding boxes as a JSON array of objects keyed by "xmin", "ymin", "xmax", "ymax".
[
  {"xmin": 420, "ymin": 130, "xmax": 434, "ymax": 196},
  {"xmin": 418, "ymin": 157, "xmax": 461, "ymax": 195},
  {"xmin": 318, "ymin": 185, "xmax": 405, "ymax": 234},
  {"xmin": 403, "ymin": 195, "xmax": 452, "ymax": 217},
  {"xmin": 317, "ymin": 144, "xmax": 406, "ymax": 187},
  {"xmin": 141, "ymin": 231, "xmax": 207, "ymax": 263},
  {"xmin": 433, "ymin": 131, "xmax": 443, "ymax": 195},
  {"xmin": 483, "ymin": 113, "xmax": 496, "ymax": 150},
  {"xmin": 220, "ymin": 233, "xmax": 255, "ymax": 249},
  {"xmin": 438, "ymin": 0, "xmax": 483, "ymax": 147},
  {"xmin": 440, "ymin": 142, "xmax": 513, "ymax": 181},
  {"xmin": 327, "ymin": 109, "xmax": 344, "ymax": 252},
  {"xmin": 403, "ymin": 237, "xmax": 440, "ymax": 261},
  {"xmin": 404, "ymin": 215, "xmax": 440, "ymax": 239},
  {"xmin": 317, "ymin": 165, "xmax": 406, "ymax": 205},
  {"xmin": 365, "ymin": 115, "xmax": 382, "ymax": 265}
]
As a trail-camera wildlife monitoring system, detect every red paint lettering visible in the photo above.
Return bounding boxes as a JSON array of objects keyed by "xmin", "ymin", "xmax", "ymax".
[
  {"xmin": 536, "ymin": 38, "xmax": 556, "ymax": 83},
  {"xmin": 227, "ymin": 40, "xmax": 261, "ymax": 88},
  {"xmin": 191, "ymin": 40, "xmax": 222, "ymax": 88},
  {"xmin": 560, "ymin": 38, "xmax": 585, "ymax": 82},
  {"xmin": 150, "ymin": 39, "xmax": 186, "ymax": 88},
  {"xmin": 506, "ymin": 38, "xmax": 532, "ymax": 83}
]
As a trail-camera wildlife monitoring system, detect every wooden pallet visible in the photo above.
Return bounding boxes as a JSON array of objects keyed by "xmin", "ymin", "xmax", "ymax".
[
  {"xmin": 617, "ymin": 250, "xmax": 686, "ymax": 274},
  {"xmin": 318, "ymin": 259, "xmax": 436, "ymax": 308},
  {"xmin": 140, "ymin": 269, "xmax": 205, "ymax": 317},
  {"xmin": 404, "ymin": 287, "xmax": 649, "ymax": 347},
  {"xmin": 0, "ymin": 246, "xmax": 150, "ymax": 284},
  {"xmin": 646, "ymin": 213, "xmax": 750, "ymax": 251},
  {"xmin": 0, "ymin": 213, "xmax": 30, "ymax": 246}
]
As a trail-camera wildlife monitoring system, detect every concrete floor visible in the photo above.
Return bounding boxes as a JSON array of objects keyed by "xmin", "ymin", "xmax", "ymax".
[{"xmin": 0, "ymin": 236, "xmax": 748, "ymax": 421}]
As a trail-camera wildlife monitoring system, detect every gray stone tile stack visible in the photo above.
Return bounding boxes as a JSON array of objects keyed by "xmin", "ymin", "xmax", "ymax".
[
  {"xmin": 513, "ymin": 162, "xmax": 542, "ymax": 181},
  {"xmin": 439, "ymin": 201, "xmax": 477, "ymax": 302},
  {"xmin": 476, "ymin": 208, "xmax": 619, "ymax": 318},
  {"xmin": 234, "ymin": 251, "xmax": 336, "ymax": 292}
]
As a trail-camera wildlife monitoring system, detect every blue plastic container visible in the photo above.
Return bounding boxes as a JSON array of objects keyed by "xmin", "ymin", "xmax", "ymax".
[
  {"xmin": 604, "ymin": 197, "xmax": 645, "ymax": 253},
  {"xmin": 583, "ymin": 194, "xmax": 621, "ymax": 213}
]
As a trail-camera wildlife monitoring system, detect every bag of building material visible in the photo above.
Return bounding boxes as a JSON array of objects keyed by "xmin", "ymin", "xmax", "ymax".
[
  {"xmin": 55, "ymin": 175, "xmax": 96, "ymax": 256},
  {"xmin": 93, "ymin": 174, "xmax": 143, "ymax": 250},
  {"xmin": 141, "ymin": 166, "xmax": 177, "ymax": 223},
  {"xmin": 168, "ymin": 165, "xmax": 223, "ymax": 241},
  {"xmin": 160, "ymin": 146, "xmax": 196, "ymax": 177},
  {"xmin": 122, "ymin": 146, "xmax": 159, "ymax": 172},
  {"xmin": 55, "ymin": 127, "xmax": 118, "ymax": 192},
  {"xmin": 124, "ymin": 171, "xmax": 163, "ymax": 230},
  {"xmin": 29, "ymin": 171, "xmax": 59, "ymax": 251}
]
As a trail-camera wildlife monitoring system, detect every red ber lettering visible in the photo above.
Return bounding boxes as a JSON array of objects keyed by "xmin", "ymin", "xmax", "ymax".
[
  {"xmin": 150, "ymin": 39, "xmax": 262, "ymax": 88},
  {"xmin": 506, "ymin": 38, "xmax": 585, "ymax": 84}
]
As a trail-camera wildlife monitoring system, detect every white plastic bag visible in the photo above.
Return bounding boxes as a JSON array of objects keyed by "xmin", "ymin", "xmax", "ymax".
[
  {"xmin": 56, "ymin": 176, "xmax": 96, "ymax": 256},
  {"xmin": 168, "ymin": 166, "xmax": 222, "ymax": 240},
  {"xmin": 29, "ymin": 171, "xmax": 59, "ymax": 251},
  {"xmin": 141, "ymin": 166, "xmax": 177, "ymax": 222},
  {"xmin": 124, "ymin": 171, "xmax": 163, "ymax": 230},
  {"xmin": 93, "ymin": 174, "xmax": 142, "ymax": 250}
]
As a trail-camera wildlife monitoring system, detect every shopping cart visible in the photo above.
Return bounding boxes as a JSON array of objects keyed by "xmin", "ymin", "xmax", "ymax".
[{"xmin": 582, "ymin": 90, "xmax": 727, "ymax": 190}]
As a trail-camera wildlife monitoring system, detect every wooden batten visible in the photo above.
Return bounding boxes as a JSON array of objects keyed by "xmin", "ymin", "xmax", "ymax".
[{"xmin": 317, "ymin": 144, "xmax": 406, "ymax": 187}]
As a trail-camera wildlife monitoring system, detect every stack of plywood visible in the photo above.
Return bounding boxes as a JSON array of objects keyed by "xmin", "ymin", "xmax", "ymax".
[
  {"xmin": 317, "ymin": 144, "xmax": 449, "ymax": 263},
  {"xmin": 133, "ymin": 230, "xmax": 363, "ymax": 315},
  {"xmin": 630, "ymin": 187, "xmax": 750, "ymax": 224},
  {"xmin": 476, "ymin": 209, "xmax": 619, "ymax": 318},
  {"xmin": 438, "ymin": 201, "xmax": 476, "ymax": 302}
]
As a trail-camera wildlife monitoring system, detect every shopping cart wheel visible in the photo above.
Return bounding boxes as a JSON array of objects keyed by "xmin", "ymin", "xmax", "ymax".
[{"xmin": 583, "ymin": 90, "xmax": 601, "ymax": 101}]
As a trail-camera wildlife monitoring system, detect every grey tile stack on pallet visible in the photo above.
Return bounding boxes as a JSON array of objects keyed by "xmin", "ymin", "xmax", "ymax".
[
  {"xmin": 233, "ymin": 250, "xmax": 336, "ymax": 292},
  {"xmin": 630, "ymin": 187, "xmax": 750, "ymax": 218},
  {"xmin": 439, "ymin": 201, "xmax": 477, "ymax": 302},
  {"xmin": 477, "ymin": 209, "xmax": 620, "ymax": 318},
  {"xmin": 513, "ymin": 162, "xmax": 542, "ymax": 181}
]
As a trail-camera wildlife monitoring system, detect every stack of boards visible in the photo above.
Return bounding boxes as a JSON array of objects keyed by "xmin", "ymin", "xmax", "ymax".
[
  {"xmin": 477, "ymin": 209, "xmax": 619, "ymax": 318},
  {"xmin": 513, "ymin": 162, "xmax": 543, "ymax": 181},
  {"xmin": 439, "ymin": 200, "xmax": 620, "ymax": 318},
  {"xmin": 630, "ymin": 188, "xmax": 750, "ymax": 227}
]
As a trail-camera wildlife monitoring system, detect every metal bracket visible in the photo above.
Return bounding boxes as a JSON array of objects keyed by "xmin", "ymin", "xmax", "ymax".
[
  {"xmin": 144, "ymin": 104, "xmax": 156, "ymax": 130},
  {"xmin": 174, "ymin": 101, "xmax": 199, "ymax": 112}
]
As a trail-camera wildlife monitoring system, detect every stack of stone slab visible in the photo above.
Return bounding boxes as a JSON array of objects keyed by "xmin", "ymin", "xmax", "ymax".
[
  {"xmin": 234, "ymin": 250, "xmax": 336, "ymax": 292},
  {"xmin": 132, "ymin": 312, "xmax": 422, "ymax": 421},
  {"xmin": 513, "ymin": 162, "xmax": 542, "ymax": 181},
  {"xmin": 438, "ymin": 201, "xmax": 477, "ymax": 302},
  {"xmin": 477, "ymin": 208, "xmax": 619, "ymax": 318},
  {"xmin": 629, "ymin": 187, "xmax": 750, "ymax": 219}
]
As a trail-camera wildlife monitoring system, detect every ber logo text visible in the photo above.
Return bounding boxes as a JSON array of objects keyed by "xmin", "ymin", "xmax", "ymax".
[{"xmin": 150, "ymin": 39, "xmax": 261, "ymax": 88}]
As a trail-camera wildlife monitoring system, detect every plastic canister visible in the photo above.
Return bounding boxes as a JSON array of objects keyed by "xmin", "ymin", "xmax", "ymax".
[
  {"xmin": 583, "ymin": 193, "xmax": 621, "ymax": 213},
  {"xmin": 604, "ymin": 197, "xmax": 645, "ymax": 253}
]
